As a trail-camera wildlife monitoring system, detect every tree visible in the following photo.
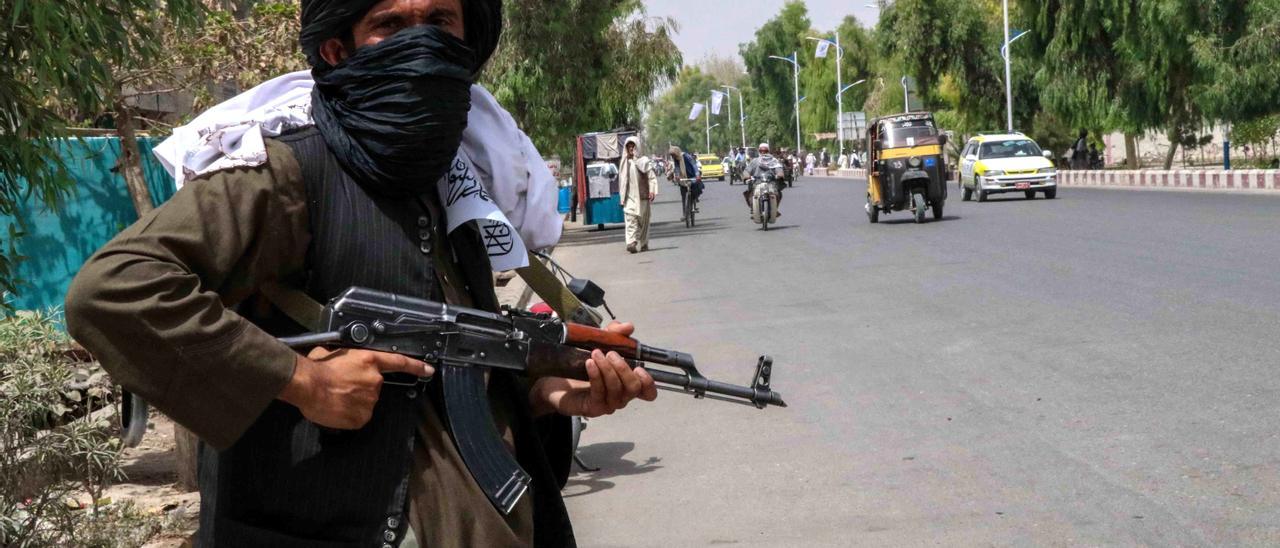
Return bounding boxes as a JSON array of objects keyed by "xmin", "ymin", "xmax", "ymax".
[
  {"xmin": 799, "ymin": 17, "xmax": 874, "ymax": 154},
  {"xmin": 740, "ymin": 1, "xmax": 812, "ymax": 151},
  {"xmin": 645, "ymin": 67, "xmax": 738, "ymax": 155},
  {"xmin": 1191, "ymin": 1, "xmax": 1280, "ymax": 123},
  {"xmin": 0, "ymin": 0, "xmax": 201, "ymax": 311},
  {"xmin": 876, "ymin": 0, "xmax": 1007, "ymax": 132},
  {"xmin": 483, "ymin": 0, "xmax": 681, "ymax": 159}
]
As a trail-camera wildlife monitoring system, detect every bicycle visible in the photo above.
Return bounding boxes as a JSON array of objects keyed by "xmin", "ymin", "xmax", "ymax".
[{"xmin": 677, "ymin": 177, "xmax": 700, "ymax": 228}]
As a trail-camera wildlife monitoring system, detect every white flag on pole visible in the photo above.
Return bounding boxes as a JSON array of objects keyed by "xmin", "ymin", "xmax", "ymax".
[
  {"xmin": 815, "ymin": 40, "xmax": 831, "ymax": 58},
  {"xmin": 710, "ymin": 91, "xmax": 725, "ymax": 115},
  {"xmin": 688, "ymin": 103, "xmax": 705, "ymax": 121}
]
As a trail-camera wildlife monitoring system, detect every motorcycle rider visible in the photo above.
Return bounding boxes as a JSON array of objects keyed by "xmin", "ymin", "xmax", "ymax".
[{"xmin": 742, "ymin": 142, "xmax": 783, "ymax": 216}]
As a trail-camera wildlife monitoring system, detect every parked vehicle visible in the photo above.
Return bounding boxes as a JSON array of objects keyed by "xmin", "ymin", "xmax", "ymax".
[
  {"xmin": 958, "ymin": 133, "xmax": 1058, "ymax": 201},
  {"xmin": 865, "ymin": 112, "xmax": 949, "ymax": 224}
]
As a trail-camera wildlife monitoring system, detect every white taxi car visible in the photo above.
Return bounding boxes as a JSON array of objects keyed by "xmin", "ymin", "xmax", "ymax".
[{"xmin": 959, "ymin": 133, "xmax": 1058, "ymax": 201}]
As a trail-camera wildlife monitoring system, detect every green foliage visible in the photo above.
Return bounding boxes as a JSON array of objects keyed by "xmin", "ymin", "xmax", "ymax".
[
  {"xmin": 1231, "ymin": 115, "xmax": 1280, "ymax": 147},
  {"xmin": 740, "ymin": 2, "xmax": 812, "ymax": 150},
  {"xmin": 483, "ymin": 0, "xmax": 682, "ymax": 160},
  {"xmin": 1191, "ymin": 1, "xmax": 1280, "ymax": 122},
  {"xmin": 645, "ymin": 68, "xmax": 737, "ymax": 155},
  {"xmin": 877, "ymin": 0, "xmax": 1006, "ymax": 129},
  {"xmin": 0, "ymin": 0, "xmax": 202, "ymax": 313},
  {"xmin": 0, "ymin": 312, "xmax": 163, "ymax": 547},
  {"xmin": 798, "ymin": 17, "xmax": 874, "ymax": 154}
]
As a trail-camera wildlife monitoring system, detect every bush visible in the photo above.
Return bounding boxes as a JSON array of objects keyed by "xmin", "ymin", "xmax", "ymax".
[{"xmin": 0, "ymin": 311, "xmax": 165, "ymax": 547}]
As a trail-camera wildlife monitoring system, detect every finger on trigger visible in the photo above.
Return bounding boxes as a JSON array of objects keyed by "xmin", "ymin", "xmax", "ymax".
[{"xmin": 374, "ymin": 352, "xmax": 431, "ymax": 377}]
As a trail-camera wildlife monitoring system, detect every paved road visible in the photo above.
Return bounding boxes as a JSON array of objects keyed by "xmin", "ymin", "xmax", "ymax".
[{"xmin": 553, "ymin": 177, "xmax": 1280, "ymax": 547}]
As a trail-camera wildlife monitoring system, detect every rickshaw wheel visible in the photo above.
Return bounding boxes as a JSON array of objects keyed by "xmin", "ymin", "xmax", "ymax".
[
  {"xmin": 866, "ymin": 195, "xmax": 880, "ymax": 223},
  {"xmin": 932, "ymin": 201, "xmax": 944, "ymax": 221},
  {"xmin": 913, "ymin": 193, "xmax": 928, "ymax": 224}
]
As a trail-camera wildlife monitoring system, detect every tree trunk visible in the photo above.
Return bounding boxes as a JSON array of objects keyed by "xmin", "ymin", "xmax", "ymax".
[
  {"xmin": 115, "ymin": 100, "xmax": 200, "ymax": 492},
  {"xmin": 114, "ymin": 101, "xmax": 155, "ymax": 217},
  {"xmin": 1163, "ymin": 127, "xmax": 1180, "ymax": 171},
  {"xmin": 1125, "ymin": 133, "xmax": 1139, "ymax": 169}
]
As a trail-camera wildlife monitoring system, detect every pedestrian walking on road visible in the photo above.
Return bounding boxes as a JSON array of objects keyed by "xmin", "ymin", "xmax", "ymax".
[
  {"xmin": 620, "ymin": 136, "xmax": 658, "ymax": 253},
  {"xmin": 805, "ymin": 152, "xmax": 816, "ymax": 176}
]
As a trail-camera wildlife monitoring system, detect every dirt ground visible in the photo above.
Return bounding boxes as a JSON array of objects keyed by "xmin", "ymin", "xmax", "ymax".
[{"xmin": 106, "ymin": 412, "xmax": 199, "ymax": 547}]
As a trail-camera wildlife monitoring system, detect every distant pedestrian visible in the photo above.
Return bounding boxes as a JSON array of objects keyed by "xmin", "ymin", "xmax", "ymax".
[
  {"xmin": 805, "ymin": 152, "xmax": 816, "ymax": 176},
  {"xmin": 1071, "ymin": 130, "xmax": 1089, "ymax": 170}
]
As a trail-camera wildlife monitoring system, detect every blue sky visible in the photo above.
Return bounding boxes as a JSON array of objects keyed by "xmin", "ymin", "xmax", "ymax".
[{"xmin": 642, "ymin": 0, "xmax": 881, "ymax": 64}]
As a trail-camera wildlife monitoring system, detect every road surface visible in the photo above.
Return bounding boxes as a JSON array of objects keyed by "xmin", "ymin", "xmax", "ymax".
[{"xmin": 554, "ymin": 177, "xmax": 1280, "ymax": 547}]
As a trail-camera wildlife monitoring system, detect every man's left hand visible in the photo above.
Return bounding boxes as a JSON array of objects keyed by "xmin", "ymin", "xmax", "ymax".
[
  {"xmin": 530, "ymin": 321, "xmax": 658, "ymax": 417},
  {"xmin": 648, "ymin": 191, "xmax": 657, "ymax": 201}
]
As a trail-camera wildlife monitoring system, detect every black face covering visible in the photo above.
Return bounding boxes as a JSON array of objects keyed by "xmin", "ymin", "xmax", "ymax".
[
  {"xmin": 299, "ymin": 0, "xmax": 503, "ymax": 75},
  {"xmin": 310, "ymin": 25, "xmax": 476, "ymax": 197}
]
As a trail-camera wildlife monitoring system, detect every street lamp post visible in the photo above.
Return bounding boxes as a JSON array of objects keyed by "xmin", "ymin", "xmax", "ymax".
[
  {"xmin": 706, "ymin": 123, "xmax": 721, "ymax": 154},
  {"xmin": 807, "ymin": 34, "xmax": 845, "ymax": 156},
  {"xmin": 769, "ymin": 52, "xmax": 802, "ymax": 154},
  {"xmin": 706, "ymin": 96, "xmax": 716, "ymax": 151},
  {"xmin": 1002, "ymin": 0, "xmax": 1013, "ymax": 132},
  {"xmin": 900, "ymin": 76, "xmax": 910, "ymax": 112},
  {"xmin": 723, "ymin": 85, "xmax": 746, "ymax": 149}
]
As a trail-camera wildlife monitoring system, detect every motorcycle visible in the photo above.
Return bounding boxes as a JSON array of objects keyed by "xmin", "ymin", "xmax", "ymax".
[{"xmin": 750, "ymin": 159, "xmax": 784, "ymax": 230}]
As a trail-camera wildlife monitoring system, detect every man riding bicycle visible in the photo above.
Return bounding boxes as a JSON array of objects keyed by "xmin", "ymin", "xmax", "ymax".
[
  {"xmin": 742, "ymin": 142, "xmax": 784, "ymax": 216},
  {"xmin": 667, "ymin": 146, "xmax": 702, "ymax": 222}
]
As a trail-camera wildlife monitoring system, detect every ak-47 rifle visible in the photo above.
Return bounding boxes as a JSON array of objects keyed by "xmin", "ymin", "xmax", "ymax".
[{"xmin": 279, "ymin": 287, "xmax": 785, "ymax": 515}]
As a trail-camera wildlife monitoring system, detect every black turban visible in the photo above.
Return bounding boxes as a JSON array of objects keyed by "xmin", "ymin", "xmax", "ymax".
[{"xmin": 299, "ymin": 0, "xmax": 503, "ymax": 73}]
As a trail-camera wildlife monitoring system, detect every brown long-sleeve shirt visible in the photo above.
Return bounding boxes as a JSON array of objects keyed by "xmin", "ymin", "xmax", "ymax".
[
  {"xmin": 66, "ymin": 139, "xmax": 309, "ymax": 449},
  {"xmin": 66, "ymin": 139, "xmax": 545, "ymax": 546}
]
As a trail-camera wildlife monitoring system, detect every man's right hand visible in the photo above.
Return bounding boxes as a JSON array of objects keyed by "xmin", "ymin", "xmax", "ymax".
[{"xmin": 278, "ymin": 347, "xmax": 434, "ymax": 430}]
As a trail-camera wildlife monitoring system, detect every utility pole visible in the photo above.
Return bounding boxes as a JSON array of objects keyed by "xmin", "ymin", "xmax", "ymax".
[
  {"xmin": 725, "ymin": 85, "xmax": 746, "ymax": 149},
  {"xmin": 1003, "ymin": 0, "xmax": 1014, "ymax": 132},
  {"xmin": 771, "ymin": 52, "xmax": 802, "ymax": 153}
]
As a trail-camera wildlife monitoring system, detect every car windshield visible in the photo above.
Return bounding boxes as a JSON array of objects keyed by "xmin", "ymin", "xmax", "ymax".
[
  {"xmin": 879, "ymin": 119, "xmax": 937, "ymax": 148},
  {"xmin": 980, "ymin": 140, "xmax": 1042, "ymax": 159},
  {"xmin": 699, "ymin": 158, "xmax": 717, "ymax": 166}
]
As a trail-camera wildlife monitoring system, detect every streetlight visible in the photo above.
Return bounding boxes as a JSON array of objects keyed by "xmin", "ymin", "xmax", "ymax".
[
  {"xmin": 723, "ymin": 85, "xmax": 746, "ymax": 149},
  {"xmin": 769, "ymin": 52, "xmax": 802, "ymax": 154},
  {"xmin": 839, "ymin": 79, "xmax": 867, "ymax": 97},
  {"xmin": 900, "ymin": 76, "xmax": 910, "ymax": 112},
  {"xmin": 1001, "ymin": 0, "xmax": 1015, "ymax": 132},
  {"xmin": 706, "ymin": 123, "xmax": 721, "ymax": 153},
  {"xmin": 807, "ymin": 34, "xmax": 846, "ymax": 156}
]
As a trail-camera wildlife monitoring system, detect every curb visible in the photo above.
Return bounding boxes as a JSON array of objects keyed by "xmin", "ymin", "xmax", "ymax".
[{"xmin": 1059, "ymin": 169, "xmax": 1280, "ymax": 191}]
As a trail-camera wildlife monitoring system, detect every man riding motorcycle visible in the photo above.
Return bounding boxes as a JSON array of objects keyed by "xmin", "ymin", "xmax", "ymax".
[{"xmin": 742, "ymin": 143, "xmax": 784, "ymax": 216}]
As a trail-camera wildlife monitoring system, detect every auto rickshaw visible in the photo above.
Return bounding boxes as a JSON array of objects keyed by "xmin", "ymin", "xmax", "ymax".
[{"xmin": 865, "ymin": 112, "xmax": 949, "ymax": 224}]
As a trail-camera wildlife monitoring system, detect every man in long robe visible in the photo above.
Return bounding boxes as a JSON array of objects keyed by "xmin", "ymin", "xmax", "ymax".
[{"xmin": 619, "ymin": 136, "xmax": 658, "ymax": 253}]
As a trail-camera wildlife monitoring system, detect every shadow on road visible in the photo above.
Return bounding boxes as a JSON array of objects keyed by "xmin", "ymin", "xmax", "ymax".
[
  {"xmin": 557, "ymin": 218, "xmax": 727, "ymax": 249},
  {"xmin": 876, "ymin": 215, "xmax": 964, "ymax": 225},
  {"xmin": 562, "ymin": 441, "xmax": 663, "ymax": 498}
]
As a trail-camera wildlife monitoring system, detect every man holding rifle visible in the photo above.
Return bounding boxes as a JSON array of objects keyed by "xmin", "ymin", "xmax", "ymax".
[{"xmin": 65, "ymin": 0, "xmax": 656, "ymax": 546}]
